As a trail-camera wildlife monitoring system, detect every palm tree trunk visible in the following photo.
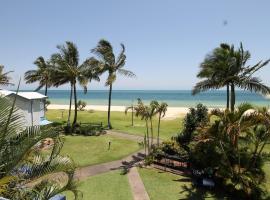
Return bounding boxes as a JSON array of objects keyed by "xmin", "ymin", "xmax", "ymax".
[
  {"xmin": 72, "ymin": 82, "xmax": 78, "ymax": 128},
  {"xmin": 67, "ymin": 83, "xmax": 73, "ymax": 126},
  {"xmin": 230, "ymin": 83, "xmax": 235, "ymax": 112},
  {"xmin": 44, "ymin": 83, "xmax": 48, "ymax": 114},
  {"xmin": 157, "ymin": 114, "xmax": 161, "ymax": 146},
  {"xmin": 131, "ymin": 105, "xmax": 134, "ymax": 126},
  {"xmin": 107, "ymin": 84, "xmax": 113, "ymax": 129},
  {"xmin": 150, "ymin": 118, "xmax": 153, "ymax": 148},
  {"xmin": 145, "ymin": 119, "xmax": 150, "ymax": 154},
  {"xmin": 44, "ymin": 83, "xmax": 48, "ymax": 96},
  {"xmin": 226, "ymin": 84, "xmax": 230, "ymax": 110}
]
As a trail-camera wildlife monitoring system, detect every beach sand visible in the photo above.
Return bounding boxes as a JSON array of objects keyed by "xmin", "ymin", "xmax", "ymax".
[{"xmin": 48, "ymin": 104, "xmax": 189, "ymax": 120}]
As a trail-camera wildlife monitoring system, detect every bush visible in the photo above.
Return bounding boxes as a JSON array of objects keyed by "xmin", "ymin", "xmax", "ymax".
[
  {"xmin": 174, "ymin": 103, "xmax": 209, "ymax": 153},
  {"xmin": 74, "ymin": 124, "xmax": 105, "ymax": 136},
  {"xmin": 45, "ymin": 99, "xmax": 51, "ymax": 111},
  {"xmin": 77, "ymin": 100, "xmax": 86, "ymax": 111}
]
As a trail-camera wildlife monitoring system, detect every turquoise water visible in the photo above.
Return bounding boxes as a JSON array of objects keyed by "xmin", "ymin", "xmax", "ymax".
[{"xmin": 38, "ymin": 90, "xmax": 270, "ymax": 108}]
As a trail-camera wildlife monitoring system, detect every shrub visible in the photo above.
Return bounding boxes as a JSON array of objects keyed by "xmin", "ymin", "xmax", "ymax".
[
  {"xmin": 77, "ymin": 100, "xmax": 86, "ymax": 111},
  {"xmin": 45, "ymin": 99, "xmax": 51, "ymax": 111},
  {"xmin": 72, "ymin": 124, "xmax": 105, "ymax": 136}
]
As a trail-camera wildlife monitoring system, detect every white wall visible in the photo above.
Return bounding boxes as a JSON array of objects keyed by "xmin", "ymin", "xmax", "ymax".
[{"xmin": 8, "ymin": 95, "xmax": 45, "ymax": 126}]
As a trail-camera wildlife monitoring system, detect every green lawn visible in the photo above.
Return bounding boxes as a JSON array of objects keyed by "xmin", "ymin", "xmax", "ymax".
[
  {"xmin": 138, "ymin": 167, "xmax": 227, "ymax": 200},
  {"xmin": 64, "ymin": 170, "xmax": 132, "ymax": 200},
  {"xmin": 61, "ymin": 135, "xmax": 141, "ymax": 167},
  {"xmin": 47, "ymin": 109, "xmax": 182, "ymax": 140}
]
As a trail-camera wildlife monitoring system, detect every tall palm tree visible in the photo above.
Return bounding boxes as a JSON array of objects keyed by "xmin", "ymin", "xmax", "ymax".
[
  {"xmin": 227, "ymin": 43, "xmax": 270, "ymax": 111},
  {"xmin": 193, "ymin": 43, "xmax": 270, "ymax": 111},
  {"xmin": 91, "ymin": 39, "xmax": 136, "ymax": 129},
  {"xmin": 125, "ymin": 103, "xmax": 134, "ymax": 126},
  {"xmin": 0, "ymin": 65, "xmax": 13, "ymax": 87},
  {"xmin": 134, "ymin": 99, "xmax": 151, "ymax": 154},
  {"xmin": 24, "ymin": 56, "xmax": 52, "ymax": 96},
  {"xmin": 153, "ymin": 101, "xmax": 168, "ymax": 146},
  {"xmin": 51, "ymin": 41, "xmax": 92, "ymax": 128},
  {"xmin": 192, "ymin": 43, "xmax": 234, "ymax": 110},
  {"xmin": 0, "ymin": 96, "xmax": 81, "ymax": 199}
]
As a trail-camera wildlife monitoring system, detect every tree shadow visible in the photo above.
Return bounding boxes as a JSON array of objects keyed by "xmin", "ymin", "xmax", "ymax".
[
  {"xmin": 177, "ymin": 181, "xmax": 228, "ymax": 200},
  {"xmin": 110, "ymin": 152, "xmax": 145, "ymax": 175}
]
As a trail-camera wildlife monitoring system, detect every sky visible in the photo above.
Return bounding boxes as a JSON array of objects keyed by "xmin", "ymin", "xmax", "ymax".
[{"xmin": 0, "ymin": 0, "xmax": 270, "ymax": 90}]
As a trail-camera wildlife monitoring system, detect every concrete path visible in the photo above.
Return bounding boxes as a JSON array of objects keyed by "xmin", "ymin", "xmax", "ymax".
[
  {"xmin": 107, "ymin": 130, "xmax": 161, "ymax": 144},
  {"xmin": 128, "ymin": 167, "xmax": 150, "ymax": 200},
  {"xmin": 74, "ymin": 149, "xmax": 145, "ymax": 181},
  {"xmin": 73, "ymin": 130, "xmax": 151, "ymax": 199},
  {"xmin": 107, "ymin": 130, "xmax": 145, "ymax": 142}
]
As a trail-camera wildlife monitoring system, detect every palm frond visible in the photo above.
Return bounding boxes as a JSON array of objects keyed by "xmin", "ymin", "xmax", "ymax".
[
  {"xmin": 117, "ymin": 69, "xmax": 136, "ymax": 78},
  {"xmin": 192, "ymin": 79, "xmax": 220, "ymax": 95},
  {"xmin": 238, "ymin": 77, "xmax": 270, "ymax": 95}
]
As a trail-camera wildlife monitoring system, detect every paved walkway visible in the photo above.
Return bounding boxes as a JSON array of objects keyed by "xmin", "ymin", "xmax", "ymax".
[
  {"xmin": 128, "ymin": 167, "xmax": 150, "ymax": 200},
  {"xmin": 74, "ymin": 130, "xmax": 152, "ymax": 199},
  {"xmin": 107, "ymin": 130, "xmax": 161, "ymax": 144},
  {"xmin": 107, "ymin": 130, "xmax": 145, "ymax": 142},
  {"xmin": 74, "ymin": 149, "xmax": 145, "ymax": 181}
]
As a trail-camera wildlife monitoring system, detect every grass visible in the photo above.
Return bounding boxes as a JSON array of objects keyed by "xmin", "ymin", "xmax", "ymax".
[
  {"xmin": 138, "ymin": 167, "xmax": 227, "ymax": 200},
  {"xmin": 47, "ymin": 109, "xmax": 182, "ymax": 140},
  {"xmin": 61, "ymin": 135, "xmax": 141, "ymax": 167},
  {"xmin": 64, "ymin": 170, "xmax": 132, "ymax": 200}
]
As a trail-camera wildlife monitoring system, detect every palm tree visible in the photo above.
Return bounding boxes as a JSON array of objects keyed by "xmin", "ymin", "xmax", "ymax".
[
  {"xmin": 0, "ymin": 65, "xmax": 13, "ymax": 87},
  {"xmin": 24, "ymin": 56, "xmax": 52, "ymax": 96},
  {"xmin": 51, "ymin": 41, "xmax": 94, "ymax": 129},
  {"xmin": 125, "ymin": 103, "xmax": 134, "ymax": 126},
  {"xmin": 91, "ymin": 39, "xmax": 136, "ymax": 129},
  {"xmin": 227, "ymin": 43, "xmax": 270, "ymax": 111},
  {"xmin": 192, "ymin": 43, "xmax": 235, "ymax": 110},
  {"xmin": 134, "ymin": 99, "xmax": 151, "ymax": 154},
  {"xmin": 153, "ymin": 101, "xmax": 168, "ymax": 146},
  {"xmin": 0, "ymin": 95, "xmax": 81, "ymax": 199},
  {"xmin": 193, "ymin": 43, "xmax": 270, "ymax": 112},
  {"xmin": 149, "ymin": 101, "xmax": 158, "ymax": 147},
  {"xmin": 197, "ymin": 104, "xmax": 270, "ymax": 197}
]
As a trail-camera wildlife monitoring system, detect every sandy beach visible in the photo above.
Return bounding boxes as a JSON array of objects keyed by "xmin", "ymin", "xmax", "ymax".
[{"xmin": 48, "ymin": 104, "xmax": 190, "ymax": 120}]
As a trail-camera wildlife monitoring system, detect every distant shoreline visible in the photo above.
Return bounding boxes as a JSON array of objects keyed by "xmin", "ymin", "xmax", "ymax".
[{"xmin": 48, "ymin": 104, "xmax": 222, "ymax": 120}]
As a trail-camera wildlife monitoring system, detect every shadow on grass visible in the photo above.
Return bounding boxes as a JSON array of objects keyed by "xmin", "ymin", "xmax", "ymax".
[
  {"xmin": 176, "ymin": 180, "xmax": 229, "ymax": 200},
  {"xmin": 110, "ymin": 152, "xmax": 145, "ymax": 175}
]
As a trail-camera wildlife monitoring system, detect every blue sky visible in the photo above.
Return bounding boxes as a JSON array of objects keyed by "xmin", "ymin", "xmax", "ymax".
[{"xmin": 1, "ymin": 0, "xmax": 270, "ymax": 90}]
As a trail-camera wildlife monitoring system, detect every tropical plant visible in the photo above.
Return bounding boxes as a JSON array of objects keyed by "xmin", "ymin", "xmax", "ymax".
[
  {"xmin": 51, "ymin": 41, "xmax": 99, "ymax": 129},
  {"xmin": 91, "ymin": 39, "xmax": 136, "ymax": 129},
  {"xmin": 0, "ymin": 96, "xmax": 81, "ymax": 199},
  {"xmin": 45, "ymin": 99, "xmax": 51, "ymax": 111},
  {"xmin": 191, "ymin": 103, "xmax": 270, "ymax": 198},
  {"xmin": 24, "ymin": 57, "xmax": 53, "ymax": 96},
  {"xmin": 134, "ymin": 99, "xmax": 151, "ymax": 154},
  {"xmin": 0, "ymin": 65, "xmax": 13, "ymax": 87},
  {"xmin": 193, "ymin": 43, "xmax": 270, "ymax": 111},
  {"xmin": 125, "ymin": 103, "xmax": 134, "ymax": 126},
  {"xmin": 77, "ymin": 100, "xmax": 86, "ymax": 111},
  {"xmin": 152, "ymin": 101, "xmax": 168, "ymax": 146},
  {"xmin": 192, "ymin": 43, "xmax": 233, "ymax": 109},
  {"xmin": 174, "ymin": 103, "xmax": 208, "ymax": 154}
]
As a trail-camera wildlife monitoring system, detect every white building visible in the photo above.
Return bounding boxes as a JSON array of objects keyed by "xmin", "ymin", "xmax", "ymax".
[{"xmin": 0, "ymin": 90, "xmax": 52, "ymax": 126}]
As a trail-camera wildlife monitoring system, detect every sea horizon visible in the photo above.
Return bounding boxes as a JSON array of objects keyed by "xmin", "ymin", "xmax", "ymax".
[{"xmin": 19, "ymin": 89, "xmax": 270, "ymax": 108}]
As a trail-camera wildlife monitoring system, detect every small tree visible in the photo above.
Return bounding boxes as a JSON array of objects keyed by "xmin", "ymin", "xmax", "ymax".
[
  {"xmin": 174, "ymin": 103, "xmax": 208, "ymax": 154},
  {"xmin": 151, "ymin": 101, "xmax": 168, "ymax": 146},
  {"xmin": 77, "ymin": 100, "xmax": 87, "ymax": 111},
  {"xmin": 45, "ymin": 99, "xmax": 51, "ymax": 111},
  {"xmin": 0, "ymin": 96, "xmax": 81, "ymax": 199},
  {"xmin": 125, "ymin": 103, "xmax": 134, "ymax": 126}
]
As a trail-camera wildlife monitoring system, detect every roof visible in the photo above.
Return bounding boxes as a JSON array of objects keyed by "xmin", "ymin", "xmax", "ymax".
[
  {"xmin": 0, "ymin": 90, "xmax": 47, "ymax": 100},
  {"xmin": 40, "ymin": 118, "xmax": 52, "ymax": 125},
  {"xmin": 0, "ymin": 89, "xmax": 14, "ymax": 97}
]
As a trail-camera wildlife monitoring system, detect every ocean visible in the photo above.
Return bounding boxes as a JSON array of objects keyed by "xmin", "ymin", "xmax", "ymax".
[{"xmin": 40, "ymin": 90, "xmax": 270, "ymax": 108}]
